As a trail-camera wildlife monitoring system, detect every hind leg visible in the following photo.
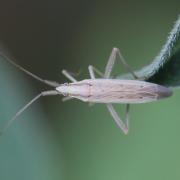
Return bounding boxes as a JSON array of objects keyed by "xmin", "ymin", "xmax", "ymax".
[
  {"xmin": 106, "ymin": 103, "xmax": 130, "ymax": 135},
  {"xmin": 104, "ymin": 47, "xmax": 138, "ymax": 79}
]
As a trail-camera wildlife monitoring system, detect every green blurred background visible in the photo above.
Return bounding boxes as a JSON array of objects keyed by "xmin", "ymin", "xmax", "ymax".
[{"xmin": 0, "ymin": 1, "xmax": 180, "ymax": 180}]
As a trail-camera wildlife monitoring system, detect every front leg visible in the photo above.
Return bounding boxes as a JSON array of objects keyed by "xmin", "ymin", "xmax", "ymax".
[
  {"xmin": 62, "ymin": 69, "xmax": 77, "ymax": 82},
  {"xmin": 104, "ymin": 47, "xmax": 138, "ymax": 79},
  {"xmin": 106, "ymin": 103, "xmax": 130, "ymax": 135}
]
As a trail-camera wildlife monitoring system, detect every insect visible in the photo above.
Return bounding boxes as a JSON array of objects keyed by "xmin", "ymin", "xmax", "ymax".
[{"xmin": 0, "ymin": 48, "xmax": 172, "ymax": 134}]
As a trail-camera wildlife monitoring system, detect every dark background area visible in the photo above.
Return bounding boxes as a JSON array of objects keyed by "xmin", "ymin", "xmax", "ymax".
[{"xmin": 0, "ymin": 1, "xmax": 180, "ymax": 180}]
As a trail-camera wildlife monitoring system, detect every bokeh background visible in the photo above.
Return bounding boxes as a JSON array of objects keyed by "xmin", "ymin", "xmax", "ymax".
[{"xmin": 0, "ymin": 1, "xmax": 180, "ymax": 180}]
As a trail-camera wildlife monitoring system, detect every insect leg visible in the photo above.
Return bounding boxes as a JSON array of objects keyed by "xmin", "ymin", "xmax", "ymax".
[
  {"xmin": 0, "ymin": 90, "xmax": 59, "ymax": 135},
  {"xmin": 104, "ymin": 47, "xmax": 138, "ymax": 79},
  {"xmin": 106, "ymin": 103, "xmax": 130, "ymax": 134},
  {"xmin": 88, "ymin": 65, "xmax": 104, "ymax": 79},
  {"xmin": 125, "ymin": 104, "xmax": 130, "ymax": 131},
  {"xmin": 0, "ymin": 53, "xmax": 60, "ymax": 87},
  {"xmin": 62, "ymin": 69, "xmax": 77, "ymax": 82}
]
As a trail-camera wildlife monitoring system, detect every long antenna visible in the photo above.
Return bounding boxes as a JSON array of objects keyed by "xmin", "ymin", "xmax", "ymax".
[
  {"xmin": 0, "ymin": 90, "xmax": 59, "ymax": 135},
  {"xmin": 0, "ymin": 53, "xmax": 60, "ymax": 87}
]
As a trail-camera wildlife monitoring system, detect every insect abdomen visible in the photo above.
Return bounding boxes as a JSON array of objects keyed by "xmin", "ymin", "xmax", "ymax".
[{"xmin": 84, "ymin": 79, "xmax": 172, "ymax": 104}]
